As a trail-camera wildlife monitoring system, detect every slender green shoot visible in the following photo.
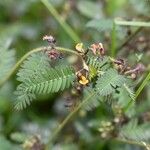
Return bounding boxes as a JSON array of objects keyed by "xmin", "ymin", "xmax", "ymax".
[
  {"xmin": 115, "ymin": 19, "xmax": 150, "ymax": 27},
  {"xmin": 124, "ymin": 71, "xmax": 150, "ymax": 112}
]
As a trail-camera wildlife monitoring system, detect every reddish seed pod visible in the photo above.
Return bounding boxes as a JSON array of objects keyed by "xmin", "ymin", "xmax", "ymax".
[
  {"xmin": 47, "ymin": 49, "xmax": 60, "ymax": 60},
  {"xmin": 125, "ymin": 63, "xmax": 145, "ymax": 75},
  {"xmin": 90, "ymin": 43, "xmax": 105, "ymax": 56},
  {"xmin": 114, "ymin": 58, "xmax": 125, "ymax": 66}
]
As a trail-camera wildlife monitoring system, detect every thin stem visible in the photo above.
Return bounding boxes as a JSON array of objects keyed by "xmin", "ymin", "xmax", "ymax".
[
  {"xmin": 115, "ymin": 19, "xmax": 150, "ymax": 27},
  {"xmin": 135, "ymin": 72, "xmax": 150, "ymax": 99},
  {"xmin": 46, "ymin": 68, "xmax": 150, "ymax": 148},
  {"xmin": 124, "ymin": 71, "xmax": 150, "ymax": 112},
  {"xmin": 116, "ymin": 138, "xmax": 150, "ymax": 149},
  {"xmin": 0, "ymin": 46, "xmax": 79, "ymax": 87},
  {"xmin": 46, "ymin": 92, "xmax": 96, "ymax": 149},
  {"xmin": 56, "ymin": 46, "xmax": 79, "ymax": 56},
  {"xmin": 41, "ymin": 0, "xmax": 80, "ymax": 43}
]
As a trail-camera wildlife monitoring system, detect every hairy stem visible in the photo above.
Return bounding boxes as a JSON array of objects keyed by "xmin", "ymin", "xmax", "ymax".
[
  {"xmin": 116, "ymin": 138, "xmax": 150, "ymax": 149},
  {"xmin": 41, "ymin": 0, "xmax": 80, "ymax": 43},
  {"xmin": 0, "ymin": 46, "xmax": 79, "ymax": 87}
]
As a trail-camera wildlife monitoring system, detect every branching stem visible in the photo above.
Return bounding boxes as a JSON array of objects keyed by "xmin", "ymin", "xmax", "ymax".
[{"xmin": 0, "ymin": 46, "xmax": 79, "ymax": 87}]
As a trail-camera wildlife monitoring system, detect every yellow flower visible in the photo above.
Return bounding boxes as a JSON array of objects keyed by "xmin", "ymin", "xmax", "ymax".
[
  {"xmin": 79, "ymin": 75, "xmax": 89, "ymax": 85},
  {"xmin": 75, "ymin": 43, "xmax": 85, "ymax": 53}
]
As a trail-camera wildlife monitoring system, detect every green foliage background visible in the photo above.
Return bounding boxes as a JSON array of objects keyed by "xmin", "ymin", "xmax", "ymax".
[{"xmin": 0, "ymin": 0, "xmax": 150, "ymax": 150}]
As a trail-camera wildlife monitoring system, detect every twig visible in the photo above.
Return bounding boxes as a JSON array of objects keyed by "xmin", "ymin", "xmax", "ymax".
[{"xmin": 41, "ymin": 0, "xmax": 80, "ymax": 43}]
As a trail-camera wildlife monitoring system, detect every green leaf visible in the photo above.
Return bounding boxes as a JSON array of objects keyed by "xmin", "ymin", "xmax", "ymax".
[
  {"xmin": 81, "ymin": 86, "xmax": 100, "ymax": 111},
  {"xmin": 114, "ymin": 85, "xmax": 135, "ymax": 108},
  {"xmin": 86, "ymin": 56, "xmax": 109, "ymax": 70},
  {"xmin": 25, "ymin": 66, "xmax": 75, "ymax": 94},
  {"xmin": 123, "ymin": 83, "xmax": 135, "ymax": 101},
  {"xmin": 14, "ymin": 53, "xmax": 76, "ymax": 110},
  {"xmin": 96, "ymin": 69, "xmax": 126, "ymax": 96},
  {"xmin": 16, "ymin": 52, "xmax": 50, "ymax": 82}
]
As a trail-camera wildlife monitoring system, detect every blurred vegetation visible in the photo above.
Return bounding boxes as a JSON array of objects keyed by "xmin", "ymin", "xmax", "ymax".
[{"xmin": 0, "ymin": 0, "xmax": 150, "ymax": 150}]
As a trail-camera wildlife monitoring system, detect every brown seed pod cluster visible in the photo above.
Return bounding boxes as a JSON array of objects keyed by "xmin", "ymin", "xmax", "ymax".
[
  {"xmin": 43, "ymin": 35, "xmax": 62, "ymax": 60},
  {"xmin": 46, "ymin": 48, "xmax": 61, "ymax": 60},
  {"xmin": 43, "ymin": 35, "xmax": 56, "ymax": 46},
  {"xmin": 110, "ymin": 57, "xmax": 145, "ymax": 79},
  {"xmin": 124, "ymin": 63, "xmax": 145, "ymax": 79},
  {"xmin": 89, "ymin": 43, "xmax": 105, "ymax": 56}
]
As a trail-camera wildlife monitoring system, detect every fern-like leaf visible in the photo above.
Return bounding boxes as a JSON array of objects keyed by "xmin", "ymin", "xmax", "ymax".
[
  {"xmin": 16, "ymin": 52, "xmax": 50, "ymax": 82},
  {"xmin": 86, "ymin": 56, "xmax": 110, "ymax": 80},
  {"xmin": 86, "ymin": 56, "xmax": 110, "ymax": 71},
  {"xmin": 81, "ymin": 86, "xmax": 101, "ymax": 111},
  {"xmin": 123, "ymin": 83, "xmax": 135, "ymax": 101},
  {"xmin": 15, "ymin": 53, "xmax": 76, "ymax": 110},
  {"xmin": 25, "ymin": 66, "xmax": 75, "ymax": 94},
  {"xmin": 96, "ymin": 69, "xmax": 126, "ymax": 96}
]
